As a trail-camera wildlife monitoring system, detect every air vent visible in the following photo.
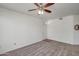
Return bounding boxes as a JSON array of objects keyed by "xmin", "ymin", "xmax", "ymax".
[{"xmin": 59, "ymin": 18, "xmax": 63, "ymax": 20}]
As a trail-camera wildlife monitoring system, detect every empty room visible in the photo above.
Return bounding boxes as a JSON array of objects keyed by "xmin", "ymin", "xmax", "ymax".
[{"xmin": 0, "ymin": 3, "xmax": 79, "ymax": 56}]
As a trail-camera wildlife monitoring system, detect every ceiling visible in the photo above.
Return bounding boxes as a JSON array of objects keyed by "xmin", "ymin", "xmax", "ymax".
[{"xmin": 0, "ymin": 3, "xmax": 79, "ymax": 20}]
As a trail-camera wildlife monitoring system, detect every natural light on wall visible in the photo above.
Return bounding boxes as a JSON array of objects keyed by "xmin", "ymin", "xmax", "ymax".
[{"xmin": 45, "ymin": 20, "xmax": 53, "ymax": 24}]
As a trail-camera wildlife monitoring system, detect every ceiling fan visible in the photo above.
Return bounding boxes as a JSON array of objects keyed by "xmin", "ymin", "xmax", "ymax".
[{"xmin": 28, "ymin": 3, "xmax": 55, "ymax": 15}]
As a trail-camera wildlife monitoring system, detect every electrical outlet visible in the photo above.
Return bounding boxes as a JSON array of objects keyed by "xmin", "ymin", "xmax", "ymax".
[{"xmin": 14, "ymin": 43, "xmax": 16, "ymax": 45}]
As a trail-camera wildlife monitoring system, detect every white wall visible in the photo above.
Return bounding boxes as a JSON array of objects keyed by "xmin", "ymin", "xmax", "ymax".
[
  {"xmin": 1, "ymin": 6, "xmax": 79, "ymax": 54},
  {"xmin": 0, "ymin": 7, "xmax": 45, "ymax": 54},
  {"xmin": 73, "ymin": 15, "xmax": 79, "ymax": 45},
  {"xmin": 47, "ymin": 15, "xmax": 74, "ymax": 44}
]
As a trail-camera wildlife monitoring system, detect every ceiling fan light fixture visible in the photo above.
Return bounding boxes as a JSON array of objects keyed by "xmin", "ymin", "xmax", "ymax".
[
  {"xmin": 28, "ymin": 3, "xmax": 55, "ymax": 14},
  {"xmin": 38, "ymin": 9, "xmax": 44, "ymax": 15}
]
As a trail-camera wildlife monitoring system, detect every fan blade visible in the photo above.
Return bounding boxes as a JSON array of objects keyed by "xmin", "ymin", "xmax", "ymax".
[
  {"xmin": 34, "ymin": 3, "xmax": 40, "ymax": 7},
  {"xmin": 44, "ymin": 3, "xmax": 55, "ymax": 8},
  {"xmin": 28, "ymin": 9, "xmax": 37, "ymax": 11},
  {"xmin": 44, "ymin": 9, "xmax": 52, "ymax": 13}
]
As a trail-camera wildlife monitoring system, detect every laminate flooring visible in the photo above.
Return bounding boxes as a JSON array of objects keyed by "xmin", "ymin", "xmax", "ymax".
[{"xmin": 0, "ymin": 39, "xmax": 79, "ymax": 56}]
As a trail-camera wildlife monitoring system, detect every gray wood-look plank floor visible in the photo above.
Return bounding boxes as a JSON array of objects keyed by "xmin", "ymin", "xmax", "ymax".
[{"xmin": 0, "ymin": 39, "xmax": 79, "ymax": 56}]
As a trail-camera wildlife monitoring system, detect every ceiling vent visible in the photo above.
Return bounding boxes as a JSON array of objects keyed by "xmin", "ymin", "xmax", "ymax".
[{"xmin": 59, "ymin": 18, "xmax": 63, "ymax": 20}]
